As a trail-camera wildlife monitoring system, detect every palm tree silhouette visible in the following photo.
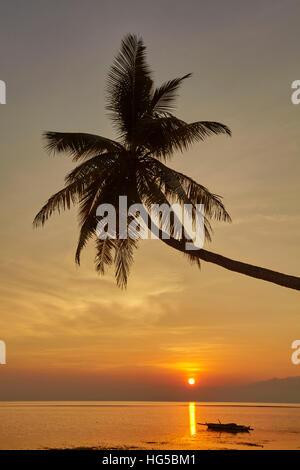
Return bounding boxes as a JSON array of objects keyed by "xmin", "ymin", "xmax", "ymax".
[{"xmin": 34, "ymin": 34, "xmax": 300, "ymax": 291}]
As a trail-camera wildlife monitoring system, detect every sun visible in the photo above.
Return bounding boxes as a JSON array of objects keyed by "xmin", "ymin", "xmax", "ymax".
[{"xmin": 188, "ymin": 378, "xmax": 195, "ymax": 385}]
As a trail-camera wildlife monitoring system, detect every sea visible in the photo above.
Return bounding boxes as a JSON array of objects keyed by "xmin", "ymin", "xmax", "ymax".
[{"xmin": 0, "ymin": 401, "xmax": 299, "ymax": 450}]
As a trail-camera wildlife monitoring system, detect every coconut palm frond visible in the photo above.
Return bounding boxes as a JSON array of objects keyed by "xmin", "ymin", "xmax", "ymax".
[
  {"xmin": 75, "ymin": 176, "xmax": 105, "ymax": 265},
  {"xmin": 141, "ymin": 157, "xmax": 190, "ymax": 205},
  {"xmin": 135, "ymin": 116, "xmax": 230, "ymax": 159},
  {"xmin": 44, "ymin": 132, "xmax": 123, "ymax": 161},
  {"xmin": 33, "ymin": 180, "xmax": 86, "ymax": 227},
  {"xmin": 95, "ymin": 238, "xmax": 116, "ymax": 275},
  {"xmin": 135, "ymin": 115, "xmax": 186, "ymax": 158},
  {"xmin": 150, "ymin": 74, "xmax": 192, "ymax": 114},
  {"xmin": 180, "ymin": 121, "xmax": 231, "ymax": 142},
  {"xmin": 140, "ymin": 170, "xmax": 213, "ymax": 243},
  {"xmin": 141, "ymin": 156, "xmax": 230, "ymax": 223},
  {"xmin": 34, "ymin": 154, "xmax": 118, "ymax": 229},
  {"xmin": 175, "ymin": 170, "xmax": 231, "ymax": 222},
  {"xmin": 95, "ymin": 209, "xmax": 138, "ymax": 286},
  {"xmin": 106, "ymin": 33, "xmax": 153, "ymax": 140},
  {"xmin": 156, "ymin": 119, "xmax": 231, "ymax": 158},
  {"xmin": 138, "ymin": 174, "xmax": 179, "ymax": 238},
  {"xmin": 65, "ymin": 152, "xmax": 118, "ymax": 184},
  {"xmin": 114, "ymin": 238, "xmax": 138, "ymax": 288},
  {"xmin": 143, "ymin": 191, "xmax": 202, "ymax": 268},
  {"xmin": 95, "ymin": 234, "xmax": 137, "ymax": 288},
  {"xmin": 75, "ymin": 167, "xmax": 126, "ymax": 264}
]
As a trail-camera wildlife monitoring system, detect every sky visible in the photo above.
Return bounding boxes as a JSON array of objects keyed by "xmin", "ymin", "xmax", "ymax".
[{"xmin": 0, "ymin": 0, "xmax": 299, "ymax": 400}]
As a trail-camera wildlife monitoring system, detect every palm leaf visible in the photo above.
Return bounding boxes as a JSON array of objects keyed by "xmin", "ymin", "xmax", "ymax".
[
  {"xmin": 75, "ymin": 179, "xmax": 109, "ymax": 264},
  {"xmin": 135, "ymin": 116, "xmax": 231, "ymax": 159},
  {"xmin": 150, "ymin": 74, "xmax": 192, "ymax": 114},
  {"xmin": 44, "ymin": 132, "xmax": 123, "ymax": 161},
  {"xmin": 140, "ymin": 156, "xmax": 231, "ymax": 223},
  {"xmin": 106, "ymin": 33, "xmax": 153, "ymax": 141},
  {"xmin": 65, "ymin": 152, "xmax": 118, "ymax": 184},
  {"xmin": 95, "ymin": 238, "xmax": 116, "ymax": 274},
  {"xmin": 139, "ymin": 169, "xmax": 213, "ymax": 243},
  {"xmin": 33, "ymin": 180, "xmax": 85, "ymax": 227},
  {"xmin": 114, "ymin": 238, "xmax": 137, "ymax": 288}
]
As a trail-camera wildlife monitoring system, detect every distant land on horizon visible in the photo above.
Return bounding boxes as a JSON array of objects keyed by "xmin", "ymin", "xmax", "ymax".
[
  {"xmin": 195, "ymin": 376, "xmax": 300, "ymax": 404},
  {"xmin": 0, "ymin": 375, "xmax": 300, "ymax": 403}
]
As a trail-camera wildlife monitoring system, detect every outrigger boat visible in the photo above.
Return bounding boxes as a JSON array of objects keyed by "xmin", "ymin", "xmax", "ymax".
[{"xmin": 198, "ymin": 421, "xmax": 253, "ymax": 433}]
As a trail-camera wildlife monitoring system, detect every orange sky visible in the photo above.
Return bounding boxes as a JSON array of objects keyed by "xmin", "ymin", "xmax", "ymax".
[{"xmin": 0, "ymin": 0, "xmax": 299, "ymax": 399}]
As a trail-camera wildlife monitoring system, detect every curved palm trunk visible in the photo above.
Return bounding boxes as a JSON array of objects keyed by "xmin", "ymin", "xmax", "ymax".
[
  {"xmin": 162, "ymin": 237, "xmax": 300, "ymax": 291},
  {"xmin": 145, "ymin": 216, "xmax": 300, "ymax": 291}
]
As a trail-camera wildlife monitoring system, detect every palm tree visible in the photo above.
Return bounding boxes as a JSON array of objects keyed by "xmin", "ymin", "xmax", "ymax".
[{"xmin": 34, "ymin": 34, "xmax": 300, "ymax": 291}]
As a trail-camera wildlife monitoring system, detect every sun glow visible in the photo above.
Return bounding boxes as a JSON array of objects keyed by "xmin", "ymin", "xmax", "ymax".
[{"xmin": 188, "ymin": 378, "xmax": 195, "ymax": 385}]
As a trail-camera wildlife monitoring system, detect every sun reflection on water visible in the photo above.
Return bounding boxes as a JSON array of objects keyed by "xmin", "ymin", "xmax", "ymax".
[{"xmin": 189, "ymin": 402, "xmax": 196, "ymax": 436}]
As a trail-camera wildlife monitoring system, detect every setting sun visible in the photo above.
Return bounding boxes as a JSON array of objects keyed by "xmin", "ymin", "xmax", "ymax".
[{"xmin": 188, "ymin": 378, "xmax": 195, "ymax": 385}]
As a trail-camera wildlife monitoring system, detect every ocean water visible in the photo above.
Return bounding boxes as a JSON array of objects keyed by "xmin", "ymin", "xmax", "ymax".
[{"xmin": 0, "ymin": 402, "xmax": 300, "ymax": 450}]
